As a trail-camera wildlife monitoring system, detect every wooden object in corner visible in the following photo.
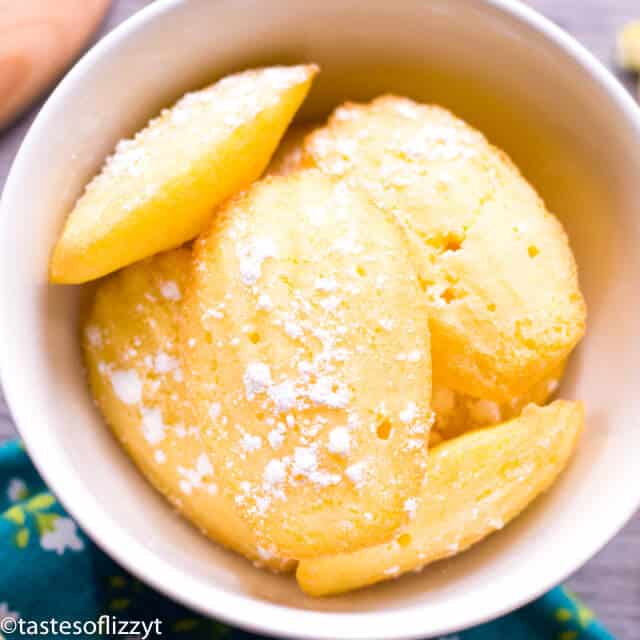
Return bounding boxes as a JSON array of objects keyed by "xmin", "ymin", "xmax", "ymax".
[{"xmin": 0, "ymin": 0, "xmax": 112, "ymax": 129}]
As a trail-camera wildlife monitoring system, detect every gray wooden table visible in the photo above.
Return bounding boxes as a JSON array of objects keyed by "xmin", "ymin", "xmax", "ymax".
[{"xmin": 0, "ymin": 1, "xmax": 638, "ymax": 637}]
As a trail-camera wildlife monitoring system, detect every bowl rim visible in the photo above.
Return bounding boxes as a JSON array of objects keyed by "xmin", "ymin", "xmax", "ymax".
[{"xmin": 2, "ymin": 0, "xmax": 640, "ymax": 638}]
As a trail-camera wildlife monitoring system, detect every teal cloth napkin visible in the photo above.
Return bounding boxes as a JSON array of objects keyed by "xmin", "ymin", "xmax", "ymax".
[{"xmin": 0, "ymin": 439, "xmax": 614, "ymax": 640}]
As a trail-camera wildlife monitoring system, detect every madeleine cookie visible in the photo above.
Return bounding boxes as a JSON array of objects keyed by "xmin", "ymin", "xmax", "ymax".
[
  {"xmin": 297, "ymin": 400, "xmax": 584, "ymax": 596},
  {"xmin": 82, "ymin": 247, "xmax": 294, "ymax": 571},
  {"xmin": 303, "ymin": 97, "xmax": 586, "ymax": 402},
  {"xmin": 182, "ymin": 170, "xmax": 432, "ymax": 558},
  {"xmin": 51, "ymin": 65, "xmax": 318, "ymax": 283}
]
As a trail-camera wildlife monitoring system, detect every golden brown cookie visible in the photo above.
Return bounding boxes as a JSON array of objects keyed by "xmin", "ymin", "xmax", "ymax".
[
  {"xmin": 51, "ymin": 65, "xmax": 318, "ymax": 283},
  {"xmin": 297, "ymin": 400, "xmax": 583, "ymax": 596},
  {"xmin": 303, "ymin": 96, "xmax": 586, "ymax": 402},
  {"xmin": 182, "ymin": 169, "xmax": 432, "ymax": 558},
  {"xmin": 82, "ymin": 247, "xmax": 294, "ymax": 571}
]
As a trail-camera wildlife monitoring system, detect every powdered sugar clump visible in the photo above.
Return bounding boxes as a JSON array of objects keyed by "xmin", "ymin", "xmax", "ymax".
[
  {"xmin": 243, "ymin": 362, "xmax": 273, "ymax": 399},
  {"xmin": 284, "ymin": 320, "xmax": 303, "ymax": 339},
  {"xmin": 178, "ymin": 453, "xmax": 214, "ymax": 495},
  {"xmin": 196, "ymin": 452, "xmax": 214, "ymax": 476},
  {"xmin": 345, "ymin": 461, "xmax": 367, "ymax": 487},
  {"xmin": 404, "ymin": 497, "xmax": 418, "ymax": 520},
  {"xmin": 327, "ymin": 427, "xmax": 351, "ymax": 455},
  {"xmin": 110, "ymin": 369, "xmax": 142, "ymax": 405},
  {"xmin": 268, "ymin": 429, "xmax": 285, "ymax": 450},
  {"xmin": 268, "ymin": 380, "xmax": 298, "ymax": 413},
  {"xmin": 241, "ymin": 433, "xmax": 263, "ymax": 452},
  {"xmin": 154, "ymin": 351, "xmax": 179, "ymax": 374},
  {"xmin": 257, "ymin": 293, "xmax": 273, "ymax": 310},
  {"xmin": 209, "ymin": 402, "xmax": 221, "ymax": 420},
  {"xmin": 264, "ymin": 459, "xmax": 287, "ymax": 485},
  {"xmin": 85, "ymin": 325, "xmax": 102, "ymax": 348},
  {"xmin": 159, "ymin": 280, "xmax": 181, "ymax": 301},
  {"xmin": 292, "ymin": 447, "xmax": 317, "ymax": 475},
  {"xmin": 140, "ymin": 407, "xmax": 167, "ymax": 444},
  {"xmin": 308, "ymin": 376, "xmax": 350, "ymax": 409},
  {"xmin": 238, "ymin": 237, "xmax": 277, "ymax": 285},
  {"xmin": 399, "ymin": 402, "xmax": 418, "ymax": 423}
]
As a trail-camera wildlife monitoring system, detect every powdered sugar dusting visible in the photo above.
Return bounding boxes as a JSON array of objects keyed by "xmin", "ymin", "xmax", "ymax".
[{"xmin": 327, "ymin": 427, "xmax": 351, "ymax": 455}]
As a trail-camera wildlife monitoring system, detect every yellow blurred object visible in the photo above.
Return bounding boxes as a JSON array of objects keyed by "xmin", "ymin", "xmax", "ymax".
[
  {"xmin": 297, "ymin": 400, "xmax": 583, "ymax": 596},
  {"xmin": 617, "ymin": 21, "xmax": 640, "ymax": 72},
  {"xmin": 50, "ymin": 64, "xmax": 318, "ymax": 283}
]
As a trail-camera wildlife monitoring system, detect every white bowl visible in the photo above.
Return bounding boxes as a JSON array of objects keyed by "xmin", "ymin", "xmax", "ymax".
[{"xmin": 2, "ymin": 1, "xmax": 640, "ymax": 638}]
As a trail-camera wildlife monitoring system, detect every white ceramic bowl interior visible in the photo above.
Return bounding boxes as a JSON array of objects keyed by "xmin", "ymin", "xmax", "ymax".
[{"xmin": 2, "ymin": 1, "xmax": 640, "ymax": 638}]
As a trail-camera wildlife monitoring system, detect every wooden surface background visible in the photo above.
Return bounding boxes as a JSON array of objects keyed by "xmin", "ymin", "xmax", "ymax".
[{"xmin": 0, "ymin": 1, "xmax": 637, "ymax": 637}]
